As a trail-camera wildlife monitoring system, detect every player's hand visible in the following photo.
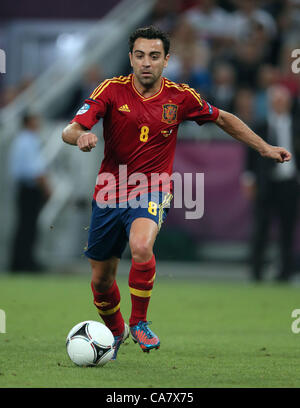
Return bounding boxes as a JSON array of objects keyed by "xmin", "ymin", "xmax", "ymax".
[
  {"xmin": 260, "ymin": 145, "xmax": 292, "ymax": 163},
  {"xmin": 76, "ymin": 132, "xmax": 98, "ymax": 152}
]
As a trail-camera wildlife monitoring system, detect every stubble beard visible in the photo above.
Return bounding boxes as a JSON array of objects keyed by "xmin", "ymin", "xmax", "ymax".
[{"xmin": 137, "ymin": 72, "xmax": 161, "ymax": 89}]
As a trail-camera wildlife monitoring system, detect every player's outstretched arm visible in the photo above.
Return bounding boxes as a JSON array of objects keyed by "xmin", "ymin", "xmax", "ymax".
[
  {"xmin": 62, "ymin": 122, "xmax": 98, "ymax": 152},
  {"xmin": 215, "ymin": 109, "xmax": 291, "ymax": 163}
]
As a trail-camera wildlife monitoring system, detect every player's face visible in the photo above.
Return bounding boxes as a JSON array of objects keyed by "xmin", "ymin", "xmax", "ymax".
[{"xmin": 129, "ymin": 38, "xmax": 169, "ymax": 88}]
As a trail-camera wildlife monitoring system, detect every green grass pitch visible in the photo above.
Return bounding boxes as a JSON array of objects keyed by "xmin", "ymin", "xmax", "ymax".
[{"xmin": 0, "ymin": 273, "xmax": 300, "ymax": 388}]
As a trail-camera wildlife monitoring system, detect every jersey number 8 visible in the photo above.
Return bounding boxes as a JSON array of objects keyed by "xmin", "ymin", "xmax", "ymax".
[
  {"xmin": 139, "ymin": 126, "xmax": 149, "ymax": 142},
  {"xmin": 148, "ymin": 201, "xmax": 158, "ymax": 216}
]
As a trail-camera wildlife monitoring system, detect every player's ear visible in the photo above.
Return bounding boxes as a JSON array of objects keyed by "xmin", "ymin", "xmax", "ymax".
[
  {"xmin": 129, "ymin": 52, "xmax": 133, "ymax": 68},
  {"xmin": 163, "ymin": 54, "xmax": 170, "ymax": 68}
]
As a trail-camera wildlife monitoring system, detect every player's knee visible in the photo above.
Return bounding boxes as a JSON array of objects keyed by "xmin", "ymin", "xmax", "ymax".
[
  {"xmin": 91, "ymin": 274, "xmax": 114, "ymax": 293},
  {"xmin": 130, "ymin": 240, "xmax": 153, "ymax": 263}
]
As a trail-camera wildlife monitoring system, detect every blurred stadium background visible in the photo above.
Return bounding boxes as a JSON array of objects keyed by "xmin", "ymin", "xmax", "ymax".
[{"xmin": 0, "ymin": 0, "xmax": 300, "ymax": 280}]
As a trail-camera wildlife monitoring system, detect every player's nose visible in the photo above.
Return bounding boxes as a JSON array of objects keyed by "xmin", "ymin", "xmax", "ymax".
[{"xmin": 142, "ymin": 57, "xmax": 151, "ymax": 68}]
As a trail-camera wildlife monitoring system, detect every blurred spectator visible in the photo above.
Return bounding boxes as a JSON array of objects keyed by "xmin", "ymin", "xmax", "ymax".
[
  {"xmin": 17, "ymin": 76, "xmax": 35, "ymax": 94},
  {"xmin": 0, "ymin": 85, "xmax": 18, "ymax": 108},
  {"xmin": 209, "ymin": 62, "xmax": 236, "ymax": 111},
  {"xmin": 241, "ymin": 85, "xmax": 300, "ymax": 282},
  {"xmin": 164, "ymin": 18, "xmax": 212, "ymax": 94},
  {"xmin": 0, "ymin": 77, "xmax": 35, "ymax": 108},
  {"xmin": 57, "ymin": 65, "xmax": 104, "ymax": 118},
  {"xmin": 183, "ymin": 0, "xmax": 233, "ymax": 41},
  {"xmin": 254, "ymin": 64, "xmax": 278, "ymax": 123},
  {"xmin": 231, "ymin": 0, "xmax": 277, "ymax": 41},
  {"xmin": 277, "ymin": 42, "xmax": 300, "ymax": 98},
  {"xmin": 182, "ymin": 0, "xmax": 234, "ymax": 60},
  {"xmin": 232, "ymin": 38, "xmax": 266, "ymax": 88},
  {"xmin": 233, "ymin": 87, "xmax": 256, "ymax": 127},
  {"xmin": 150, "ymin": 0, "xmax": 181, "ymax": 33},
  {"xmin": 276, "ymin": 0, "xmax": 300, "ymax": 43},
  {"xmin": 8, "ymin": 113, "xmax": 51, "ymax": 272},
  {"xmin": 76, "ymin": 65, "xmax": 104, "ymax": 103}
]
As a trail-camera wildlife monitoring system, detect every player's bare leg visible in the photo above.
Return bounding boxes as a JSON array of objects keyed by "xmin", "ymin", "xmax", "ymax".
[
  {"xmin": 89, "ymin": 257, "xmax": 129, "ymax": 360},
  {"xmin": 90, "ymin": 256, "xmax": 119, "ymax": 293},
  {"xmin": 129, "ymin": 217, "xmax": 158, "ymax": 263},
  {"xmin": 128, "ymin": 217, "xmax": 161, "ymax": 352}
]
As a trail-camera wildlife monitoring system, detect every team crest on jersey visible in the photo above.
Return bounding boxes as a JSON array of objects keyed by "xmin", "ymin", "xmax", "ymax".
[{"xmin": 161, "ymin": 104, "xmax": 178, "ymax": 124}]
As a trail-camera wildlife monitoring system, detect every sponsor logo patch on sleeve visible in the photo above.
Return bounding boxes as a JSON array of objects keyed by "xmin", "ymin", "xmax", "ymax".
[
  {"xmin": 76, "ymin": 103, "xmax": 90, "ymax": 115},
  {"xmin": 206, "ymin": 102, "xmax": 213, "ymax": 114}
]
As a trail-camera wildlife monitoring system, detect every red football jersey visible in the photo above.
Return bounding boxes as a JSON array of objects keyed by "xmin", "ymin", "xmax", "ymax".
[{"xmin": 71, "ymin": 73, "xmax": 219, "ymax": 203}]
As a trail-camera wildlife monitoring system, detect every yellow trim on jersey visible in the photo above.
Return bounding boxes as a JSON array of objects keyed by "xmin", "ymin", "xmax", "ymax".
[
  {"xmin": 131, "ymin": 75, "xmax": 165, "ymax": 101},
  {"xmin": 94, "ymin": 78, "xmax": 131, "ymax": 100},
  {"xmin": 129, "ymin": 287, "xmax": 152, "ymax": 298},
  {"xmin": 165, "ymin": 80, "xmax": 203, "ymax": 107},
  {"xmin": 92, "ymin": 77, "xmax": 131, "ymax": 100},
  {"xmin": 96, "ymin": 302, "xmax": 120, "ymax": 316},
  {"xmin": 89, "ymin": 79, "xmax": 109, "ymax": 99},
  {"xmin": 165, "ymin": 83, "xmax": 202, "ymax": 107},
  {"xmin": 90, "ymin": 75, "xmax": 131, "ymax": 100},
  {"xmin": 90, "ymin": 75, "xmax": 130, "ymax": 98},
  {"xmin": 182, "ymin": 86, "xmax": 203, "ymax": 107}
]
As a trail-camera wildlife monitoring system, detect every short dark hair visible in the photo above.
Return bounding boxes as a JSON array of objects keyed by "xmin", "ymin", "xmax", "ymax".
[{"xmin": 129, "ymin": 26, "xmax": 170, "ymax": 56}]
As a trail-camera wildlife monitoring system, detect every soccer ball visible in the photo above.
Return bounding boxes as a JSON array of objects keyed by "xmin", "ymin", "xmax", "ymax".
[{"xmin": 66, "ymin": 320, "xmax": 114, "ymax": 367}]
